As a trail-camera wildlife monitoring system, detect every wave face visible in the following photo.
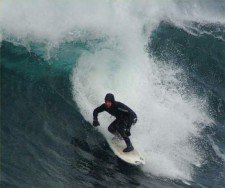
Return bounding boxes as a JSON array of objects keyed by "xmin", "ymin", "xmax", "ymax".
[{"xmin": 1, "ymin": 0, "xmax": 225, "ymax": 187}]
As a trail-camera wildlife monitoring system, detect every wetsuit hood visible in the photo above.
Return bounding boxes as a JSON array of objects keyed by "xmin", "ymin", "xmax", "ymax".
[{"xmin": 105, "ymin": 93, "xmax": 115, "ymax": 103}]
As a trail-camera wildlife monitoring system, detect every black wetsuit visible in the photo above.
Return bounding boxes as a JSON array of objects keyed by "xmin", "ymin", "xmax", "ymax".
[{"xmin": 93, "ymin": 101, "xmax": 137, "ymax": 139}]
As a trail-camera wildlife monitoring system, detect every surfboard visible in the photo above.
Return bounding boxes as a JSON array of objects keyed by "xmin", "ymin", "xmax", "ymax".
[{"xmin": 108, "ymin": 137, "xmax": 145, "ymax": 165}]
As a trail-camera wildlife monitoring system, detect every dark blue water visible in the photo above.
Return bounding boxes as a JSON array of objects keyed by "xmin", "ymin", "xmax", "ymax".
[{"xmin": 1, "ymin": 1, "xmax": 225, "ymax": 187}]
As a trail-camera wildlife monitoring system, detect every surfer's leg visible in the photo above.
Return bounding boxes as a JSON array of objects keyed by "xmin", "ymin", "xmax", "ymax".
[
  {"xmin": 122, "ymin": 117, "xmax": 132, "ymax": 136},
  {"xmin": 117, "ymin": 122, "xmax": 134, "ymax": 152},
  {"xmin": 123, "ymin": 137, "xmax": 134, "ymax": 152},
  {"xmin": 108, "ymin": 119, "xmax": 121, "ymax": 137},
  {"xmin": 108, "ymin": 119, "xmax": 118, "ymax": 134},
  {"xmin": 124, "ymin": 120, "xmax": 132, "ymax": 137},
  {"xmin": 108, "ymin": 119, "xmax": 124, "ymax": 140}
]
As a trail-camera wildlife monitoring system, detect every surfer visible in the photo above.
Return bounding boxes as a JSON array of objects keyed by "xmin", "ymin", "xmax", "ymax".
[{"xmin": 93, "ymin": 93, "xmax": 137, "ymax": 152}]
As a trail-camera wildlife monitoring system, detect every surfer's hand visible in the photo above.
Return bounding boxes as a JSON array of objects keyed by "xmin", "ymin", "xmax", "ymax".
[
  {"xmin": 125, "ymin": 128, "xmax": 131, "ymax": 136},
  {"xmin": 132, "ymin": 117, "xmax": 137, "ymax": 125},
  {"xmin": 93, "ymin": 120, "xmax": 100, "ymax": 127}
]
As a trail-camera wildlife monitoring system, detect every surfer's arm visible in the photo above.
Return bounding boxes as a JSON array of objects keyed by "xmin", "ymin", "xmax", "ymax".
[{"xmin": 93, "ymin": 104, "xmax": 105, "ymax": 121}]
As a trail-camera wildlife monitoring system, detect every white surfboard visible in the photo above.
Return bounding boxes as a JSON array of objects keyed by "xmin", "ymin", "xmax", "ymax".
[{"xmin": 108, "ymin": 137, "xmax": 145, "ymax": 166}]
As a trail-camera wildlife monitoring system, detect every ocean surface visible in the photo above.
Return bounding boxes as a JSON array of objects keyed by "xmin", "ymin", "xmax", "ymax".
[{"xmin": 1, "ymin": 0, "xmax": 225, "ymax": 187}]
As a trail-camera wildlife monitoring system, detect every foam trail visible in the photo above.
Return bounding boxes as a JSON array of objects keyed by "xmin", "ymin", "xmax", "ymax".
[
  {"xmin": 1, "ymin": 0, "xmax": 220, "ymax": 181},
  {"xmin": 72, "ymin": 46, "xmax": 212, "ymax": 180}
]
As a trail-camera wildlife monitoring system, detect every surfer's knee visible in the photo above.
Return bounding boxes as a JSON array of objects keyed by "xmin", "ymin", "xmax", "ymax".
[{"xmin": 108, "ymin": 125, "xmax": 116, "ymax": 133}]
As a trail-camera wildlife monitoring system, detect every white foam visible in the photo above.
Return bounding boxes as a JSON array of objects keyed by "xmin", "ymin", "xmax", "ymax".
[
  {"xmin": 72, "ymin": 45, "xmax": 212, "ymax": 180},
  {"xmin": 69, "ymin": 1, "xmax": 215, "ymax": 181},
  {"xmin": 1, "ymin": 0, "xmax": 219, "ymax": 181},
  {"xmin": 1, "ymin": 0, "xmax": 224, "ymax": 45}
]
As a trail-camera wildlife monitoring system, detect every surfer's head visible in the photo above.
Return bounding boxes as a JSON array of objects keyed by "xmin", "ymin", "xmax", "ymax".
[{"xmin": 105, "ymin": 93, "xmax": 115, "ymax": 108}]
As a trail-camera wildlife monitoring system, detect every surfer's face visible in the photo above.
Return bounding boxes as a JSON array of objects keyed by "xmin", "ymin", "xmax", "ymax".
[{"xmin": 105, "ymin": 100, "xmax": 112, "ymax": 108}]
